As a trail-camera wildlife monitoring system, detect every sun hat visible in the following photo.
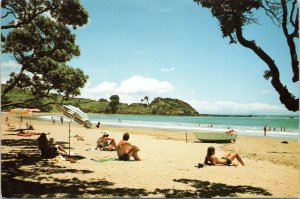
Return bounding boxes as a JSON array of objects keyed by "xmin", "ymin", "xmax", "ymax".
[{"xmin": 103, "ymin": 131, "xmax": 110, "ymax": 136}]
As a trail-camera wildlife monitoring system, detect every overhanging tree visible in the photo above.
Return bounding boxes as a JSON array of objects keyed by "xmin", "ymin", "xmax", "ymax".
[
  {"xmin": 1, "ymin": 0, "xmax": 89, "ymax": 108},
  {"xmin": 194, "ymin": 0, "xmax": 299, "ymax": 111}
]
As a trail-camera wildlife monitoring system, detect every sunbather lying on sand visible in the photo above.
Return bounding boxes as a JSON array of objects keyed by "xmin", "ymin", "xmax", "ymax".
[
  {"xmin": 116, "ymin": 133, "xmax": 141, "ymax": 161},
  {"xmin": 74, "ymin": 134, "xmax": 85, "ymax": 141},
  {"xmin": 25, "ymin": 131, "xmax": 50, "ymax": 135},
  {"xmin": 95, "ymin": 131, "xmax": 117, "ymax": 151},
  {"xmin": 204, "ymin": 146, "xmax": 245, "ymax": 166},
  {"xmin": 17, "ymin": 130, "xmax": 50, "ymax": 136}
]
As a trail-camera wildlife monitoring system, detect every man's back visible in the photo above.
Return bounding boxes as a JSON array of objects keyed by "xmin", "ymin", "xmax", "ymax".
[{"xmin": 116, "ymin": 140, "xmax": 128, "ymax": 157}]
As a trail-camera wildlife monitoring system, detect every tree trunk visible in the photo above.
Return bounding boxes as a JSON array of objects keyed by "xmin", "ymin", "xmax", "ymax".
[{"xmin": 235, "ymin": 26, "xmax": 299, "ymax": 111}]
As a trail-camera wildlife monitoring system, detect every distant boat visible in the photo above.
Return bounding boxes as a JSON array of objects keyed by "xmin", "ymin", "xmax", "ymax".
[{"xmin": 194, "ymin": 131, "xmax": 238, "ymax": 143}]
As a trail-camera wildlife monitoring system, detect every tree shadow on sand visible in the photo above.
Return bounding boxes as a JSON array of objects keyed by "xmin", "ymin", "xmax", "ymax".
[
  {"xmin": 1, "ymin": 138, "xmax": 150, "ymax": 198},
  {"xmin": 154, "ymin": 178, "xmax": 273, "ymax": 198},
  {"xmin": 2, "ymin": 138, "xmax": 272, "ymax": 198}
]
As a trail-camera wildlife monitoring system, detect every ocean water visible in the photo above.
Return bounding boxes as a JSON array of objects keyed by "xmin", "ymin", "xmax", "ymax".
[{"xmin": 39, "ymin": 114, "xmax": 299, "ymax": 140}]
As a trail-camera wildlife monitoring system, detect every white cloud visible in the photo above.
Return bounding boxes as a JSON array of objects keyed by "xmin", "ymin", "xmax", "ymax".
[
  {"xmin": 160, "ymin": 67, "xmax": 175, "ymax": 73},
  {"xmin": 116, "ymin": 76, "xmax": 173, "ymax": 94},
  {"xmin": 80, "ymin": 75, "xmax": 174, "ymax": 102},
  {"xmin": 188, "ymin": 100, "xmax": 286, "ymax": 115},
  {"xmin": 1, "ymin": 61, "xmax": 21, "ymax": 69}
]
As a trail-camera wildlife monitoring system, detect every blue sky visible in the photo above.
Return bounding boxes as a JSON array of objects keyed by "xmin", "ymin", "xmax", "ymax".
[{"xmin": 1, "ymin": 0, "xmax": 299, "ymax": 115}]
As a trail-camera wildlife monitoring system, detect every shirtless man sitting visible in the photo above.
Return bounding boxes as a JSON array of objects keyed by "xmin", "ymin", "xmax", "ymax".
[{"xmin": 116, "ymin": 133, "xmax": 141, "ymax": 161}]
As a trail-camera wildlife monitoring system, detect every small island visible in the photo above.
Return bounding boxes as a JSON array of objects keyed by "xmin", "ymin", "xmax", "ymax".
[{"xmin": 58, "ymin": 96, "xmax": 199, "ymax": 116}]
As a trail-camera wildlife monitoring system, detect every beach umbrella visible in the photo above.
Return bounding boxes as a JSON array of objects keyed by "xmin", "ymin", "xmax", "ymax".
[
  {"xmin": 56, "ymin": 104, "xmax": 92, "ymax": 156},
  {"xmin": 28, "ymin": 108, "xmax": 41, "ymax": 125},
  {"xmin": 10, "ymin": 108, "xmax": 41, "ymax": 128},
  {"xmin": 9, "ymin": 108, "xmax": 31, "ymax": 129}
]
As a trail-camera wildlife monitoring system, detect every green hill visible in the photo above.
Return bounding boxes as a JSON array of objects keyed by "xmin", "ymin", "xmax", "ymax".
[{"xmin": 1, "ymin": 84, "xmax": 199, "ymax": 116}]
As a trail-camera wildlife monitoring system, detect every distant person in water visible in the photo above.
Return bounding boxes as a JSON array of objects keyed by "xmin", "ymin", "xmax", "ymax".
[
  {"xmin": 263, "ymin": 125, "xmax": 267, "ymax": 136},
  {"xmin": 117, "ymin": 133, "xmax": 141, "ymax": 161},
  {"xmin": 95, "ymin": 131, "xmax": 117, "ymax": 151},
  {"xmin": 204, "ymin": 146, "xmax": 245, "ymax": 166}
]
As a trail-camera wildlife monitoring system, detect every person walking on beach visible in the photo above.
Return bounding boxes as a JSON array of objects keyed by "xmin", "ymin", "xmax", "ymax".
[
  {"xmin": 263, "ymin": 125, "xmax": 267, "ymax": 136},
  {"xmin": 96, "ymin": 122, "xmax": 100, "ymax": 128},
  {"xmin": 60, "ymin": 116, "xmax": 64, "ymax": 124},
  {"xmin": 116, "ymin": 133, "xmax": 141, "ymax": 161},
  {"xmin": 204, "ymin": 146, "xmax": 245, "ymax": 166}
]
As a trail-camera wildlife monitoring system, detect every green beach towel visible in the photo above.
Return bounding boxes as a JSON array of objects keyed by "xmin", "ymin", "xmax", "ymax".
[{"xmin": 91, "ymin": 157, "xmax": 118, "ymax": 163}]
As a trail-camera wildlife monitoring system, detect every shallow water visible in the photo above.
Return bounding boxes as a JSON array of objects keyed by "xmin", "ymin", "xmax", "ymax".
[{"xmin": 38, "ymin": 114, "xmax": 299, "ymax": 140}]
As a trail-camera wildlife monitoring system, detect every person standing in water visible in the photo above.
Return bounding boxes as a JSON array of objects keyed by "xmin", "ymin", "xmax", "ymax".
[{"xmin": 263, "ymin": 125, "xmax": 267, "ymax": 136}]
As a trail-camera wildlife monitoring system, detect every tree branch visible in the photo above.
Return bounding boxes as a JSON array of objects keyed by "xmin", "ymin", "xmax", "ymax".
[
  {"xmin": 291, "ymin": 9, "xmax": 299, "ymax": 38},
  {"xmin": 1, "ymin": 5, "xmax": 51, "ymax": 29},
  {"xmin": 1, "ymin": 11, "xmax": 13, "ymax": 18},
  {"xmin": 281, "ymin": 0, "xmax": 299, "ymax": 82},
  {"xmin": 1, "ymin": 69, "xmax": 25, "ymax": 97},
  {"xmin": 235, "ymin": 25, "xmax": 299, "ymax": 111},
  {"xmin": 290, "ymin": 0, "xmax": 297, "ymax": 27},
  {"xmin": 1, "ymin": 94, "xmax": 53, "ymax": 108}
]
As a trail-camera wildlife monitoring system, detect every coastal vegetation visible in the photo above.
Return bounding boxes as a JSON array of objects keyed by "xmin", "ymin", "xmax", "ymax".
[
  {"xmin": 1, "ymin": 0, "xmax": 89, "ymax": 109},
  {"xmin": 1, "ymin": 84, "xmax": 199, "ymax": 116},
  {"xmin": 194, "ymin": 0, "xmax": 299, "ymax": 111},
  {"xmin": 1, "ymin": 1, "xmax": 298, "ymax": 113}
]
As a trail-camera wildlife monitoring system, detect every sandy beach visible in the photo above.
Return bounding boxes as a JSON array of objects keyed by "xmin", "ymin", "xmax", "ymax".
[{"xmin": 1, "ymin": 112, "xmax": 299, "ymax": 198}]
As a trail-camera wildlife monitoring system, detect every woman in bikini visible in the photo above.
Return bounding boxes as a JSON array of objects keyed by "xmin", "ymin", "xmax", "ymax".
[{"xmin": 204, "ymin": 146, "xmax": 245, "ymax": 166}]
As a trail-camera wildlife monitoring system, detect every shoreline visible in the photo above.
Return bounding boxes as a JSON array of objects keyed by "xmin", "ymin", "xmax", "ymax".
[
  {"xmin": 1, "ymin": 112, "xmax": 299, "ymax": 197},
  {"xmin": 33, "ymin": 112, "xmax": 299, "ymax": 140}
]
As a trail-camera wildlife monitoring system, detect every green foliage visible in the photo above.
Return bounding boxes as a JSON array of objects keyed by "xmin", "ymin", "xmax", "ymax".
[
  {"xmin": 1, "ymin": 0, "xmax": 89, "ymax": 108},
  {"xmin": 194, "ymin": 0, "xmax": 260, "ymax": 43},
  {"xmin": 149, "ymin": 97, "xmax": 199, "ymax": 115},
  {"xmin": 98, "ymin": 98, "xmax": 108, "ymax": 102},
  {"xmin": 109, "ymin": 95, "xmax": 120, "ymax": 113},
  {"xmin": 2, "ymin": 85, "xmax": 199, "ymax": 115},
  {"xmin": 1, "ymin": 85, "xmax": 53, "ymax": 112}
]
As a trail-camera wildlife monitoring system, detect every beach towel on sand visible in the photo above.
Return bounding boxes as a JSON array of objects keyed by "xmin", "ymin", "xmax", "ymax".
[
  {"xmin": 17, "ymin": 133, "xmax": 34, "ymax": 137},
  {"xmin": 91, "ymin": 157, "xmax": 117, "ymax": 163}
]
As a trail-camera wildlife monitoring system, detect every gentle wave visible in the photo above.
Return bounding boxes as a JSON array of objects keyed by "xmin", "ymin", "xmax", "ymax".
[{"xmin": 38, "ymin": 114, "xmax": 299, "ymax": 140}]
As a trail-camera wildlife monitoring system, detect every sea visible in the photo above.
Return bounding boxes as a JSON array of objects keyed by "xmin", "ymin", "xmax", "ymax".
[{"xmin": 38, "ymin": 114, "xmax": 299, "ymax": 140}]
